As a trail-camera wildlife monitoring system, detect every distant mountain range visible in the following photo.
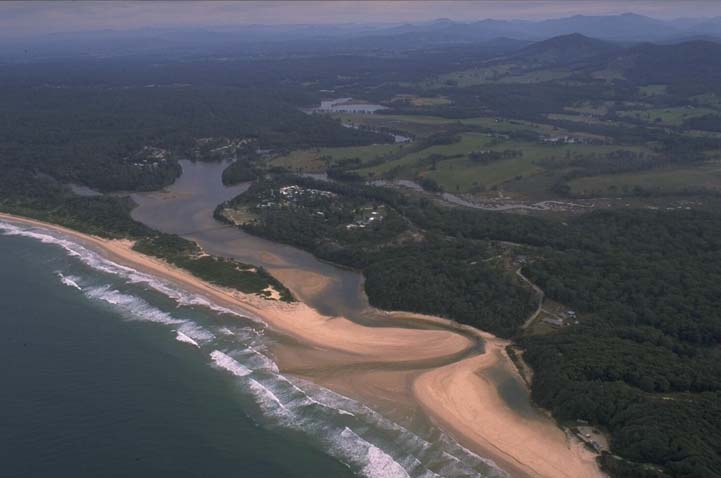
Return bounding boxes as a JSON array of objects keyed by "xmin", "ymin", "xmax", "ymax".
[
  {"xmin": 367, "ymin": 13, "xmax": 721, "ymax": 44},
  {"xmin": 470, "ymin": 32, "xmax": 721, "ymax": 93},
  {"xmin": 3, "ymin": 13, "xmax": 721, "ymax": 62}
]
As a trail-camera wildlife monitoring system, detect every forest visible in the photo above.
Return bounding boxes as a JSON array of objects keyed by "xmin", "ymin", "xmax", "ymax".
[
  {"xmin": 219, "ymin": 176, "xmax": 721, "ymax": 478},
  {"xmin": 217, "ymin": 176, "xmax": 536, "ymax": 337},
  {"xmin": 519, "ymin": 210, "xmax": 721, "ymax": 477},
  {"xmin": 0, "ymin": 85, "xmax": 387, "ymax": 193}
]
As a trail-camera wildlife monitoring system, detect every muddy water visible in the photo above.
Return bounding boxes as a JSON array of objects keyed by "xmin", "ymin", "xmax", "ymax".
[{"xmin": 132, "ymin": 160, "xmax": 368, "ymax": 318}]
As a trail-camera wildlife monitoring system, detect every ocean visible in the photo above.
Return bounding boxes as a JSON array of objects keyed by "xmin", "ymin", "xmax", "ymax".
[{"xmin": 0, "ymin": 221, "xmax": 501, "ymax": 478}]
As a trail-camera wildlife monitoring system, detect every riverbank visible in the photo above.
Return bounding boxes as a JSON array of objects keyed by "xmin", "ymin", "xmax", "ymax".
[{"xmin": 0, "ymin": 212, "xmax": 603, "ymax": 478}]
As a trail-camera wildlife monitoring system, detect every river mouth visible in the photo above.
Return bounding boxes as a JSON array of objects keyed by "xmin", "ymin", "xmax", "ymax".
[
  {"xmin": 128, "ymin": 159, "xmax": 589, "ymax": 478},
  {"xmin": 131, "ymin": 160, "xmax": 370, "ymax": 319}
]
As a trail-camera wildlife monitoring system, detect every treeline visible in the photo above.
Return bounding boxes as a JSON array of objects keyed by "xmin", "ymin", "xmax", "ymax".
[
  {"xmin": 539, "ymin": 149, "xmax": 653, "ymax": 173},
  {"xmin": 221, "ymin": 148, "xmax": 261, "ymax": 185},
  {"xmin": 469, "ymin": 149, "xmax": 523, "ymax": 164}
]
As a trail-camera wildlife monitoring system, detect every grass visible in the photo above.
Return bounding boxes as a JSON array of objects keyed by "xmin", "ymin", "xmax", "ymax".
[
  {"xmin": 354, "ymin": 137, "xmax": 644, "ymax": 193},
  {"xmin": 692, "ymin": 93, "xmax": 721, "ymax": 108},
  {"xmin": 333, "ymin": 113, "xmax": 461, "ymax": 138},
  {"xmin": 617, "ymin": 106, "xmax": 719, "ymax": 126},
  {"xmin": 420, "ymin": 64, "xmax": 516, "ymax": 89},
  {"xmin": 391, "ymin": 95, "xmax": 452, "ymax": 106},
  {"xmin": 337, "ymin": 113, "xmax": 581, "ymax": 138},
  {"xmin": 426, "ymin": 155, "xmax": 542, "ymax": 193},
  {"xmin": 546, "ymin": 113, "xmax": 616, "ymax": 126},
  {"xmin": 590, "ymin": 66, "xmax": 626, "ymax": 81},
  {"xmin": 566, "ymin": 102, "xmax": 612, "ymax": 116},
  {"xmin": 567, "ymin": 162, "xmax": 721, "ymax": 197},
  {"xmin": 638, "ymin": 84, "xmax": 668, "ymax": 97},
  {"xmin": 355, "ymin": 132, "xmax": 495, "ymax": 177},
  {"xmin": 420, "ymin": 64, "xmax": 576, "ymax": 88},
  {"xmin": 497, "ymin": 68, "xmax": 572, "ymax": 84},
  {"xmin": 348, "ymin": 132, "xmax": 656, "ymax": 193},
  {"xmin": 276, "ymin": 111, "xmax": 699, "ymax": 199},
  {"xmin": 273, "ymin": 108, "xmax": 662, "ymax": 197},
  {"xmin": 268, "ymin": 143, "xmax": 408, "ymax": 172}
]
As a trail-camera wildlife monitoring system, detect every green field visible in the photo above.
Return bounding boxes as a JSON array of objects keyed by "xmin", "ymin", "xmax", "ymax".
[
  {"xmin": 265, "ymin": 122, "xmax": 660, "ymax": 195},
  {"xmin": 498, "ymin": 68, "xmax": 572, "ymax": 84},
  {"xmin": 355, "ymin": 132, "xmax": 495, "ymax": 177},
  {"xmin": 282, "ymin": 109, "xmax": 719, "ymax": 199},
  {"xmin": 638, "ymin": 84, "xmax": 668, "ymax": 97},
  {"xmin": 268, "ymin": 143, "xmax": 408, "ymax": 172},
  {"xmin": 420, "ymin": 64, "xmax": 516, "ymax": 88},
  {"xmin": 390, "ymin": 95, "xmax": 452, "ymax": 106},
  {"xmin": 617, "ymin": 106, "xmax": 718, "ymax": 126},
  {"xmin": 419, "ymin": 64, "xmax": 576, "ymax": 88},
  {"xmin": 332, "ymin": 113, "xmax": 461, "ymax": 137},
  {"xmin": 336, "ymin": 112, "xmax": 587, "ymax": 139},
  {"xmin": 568, "ymin": 163, "xmax": 721, "ymax": 197},
  {"xmin": 425, "ymin": 154, "xmax": 542, "ymax": 193},
  {"xmin": 351, "ymin": 136, "xmax": 649, "ymax": 193},
  {"xmin": 546, "ymin": 113, "xmax": 617, "ymax": 126},
  {"xmin": 565, "ymin": 102, "xmax": 611, "ymax": 116}
]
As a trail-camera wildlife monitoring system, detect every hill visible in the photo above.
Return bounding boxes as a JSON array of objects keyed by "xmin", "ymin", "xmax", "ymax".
[
  {"xmin": 508, "ymin": 33, "xmax": 618, "ymax": 67},
  {"xmin": 594, "ymin": 40, "xmax": 721, "ymax": 92}
]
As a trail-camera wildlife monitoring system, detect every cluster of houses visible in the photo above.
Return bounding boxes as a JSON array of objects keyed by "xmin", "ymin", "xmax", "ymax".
[
  {"xmin": 126, "ymin": 146, "xmax": 170, "ymax": 168},
  {"xmin": 255, "ymin": 185, "xmax": 336, "ymax": 210},
  {"xmin": 278, "ymin": 185, "xmax": 335, "ymax": 200},
  {"xmin": 192, "ymin": 137, "xmax": 254, "ymax": 161},
  {"xmin": 540, "ymin": 135, "xmax": 585, "ymax": 144},
  {"xmin": 345, "ymin": 209, "xmax": 384, "ymax": 230},
  {"xmin": 311, "ymin": 97, "xmax": 388, "ymax": 114}
]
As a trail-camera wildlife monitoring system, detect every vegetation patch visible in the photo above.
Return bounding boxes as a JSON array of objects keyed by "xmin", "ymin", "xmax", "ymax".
[{"xmin": 133, "ymin": 233, "xmax": 293, "ymax": 301}]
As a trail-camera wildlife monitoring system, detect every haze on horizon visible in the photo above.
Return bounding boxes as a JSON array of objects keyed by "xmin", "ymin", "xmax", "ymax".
[{"xmin": 4, "ymin": 0, "xmax": 721, "ymax": 38}]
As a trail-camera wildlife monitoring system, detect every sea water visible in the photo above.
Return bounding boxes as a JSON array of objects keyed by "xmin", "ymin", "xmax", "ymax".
[{"xmin": 0, "ymin": 221, "xmax": 503, "ymax": 478}]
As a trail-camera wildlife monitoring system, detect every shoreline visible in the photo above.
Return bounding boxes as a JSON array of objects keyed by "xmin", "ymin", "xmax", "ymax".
[
  {"xmin": 0, "ymin": 212, "xmax": 603, "ymax": 478},
  {"xmin": 414, "ymin": 337, "xmax": 601, "ymax": 478}
]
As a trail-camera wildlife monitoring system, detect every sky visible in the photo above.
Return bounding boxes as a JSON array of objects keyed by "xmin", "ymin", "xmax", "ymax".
[{"xmin": 3, "ymin": 1, "xmax": 721, "ymax": 38}]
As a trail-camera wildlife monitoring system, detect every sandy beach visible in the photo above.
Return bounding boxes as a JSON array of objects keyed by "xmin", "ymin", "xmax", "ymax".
[
  {"xmin": 0, "ymin": 212, "xmax": 604, "ymax": 478},
  {"xmin": 414, "ymin": 334, "xmax": 601, "ymax": 478}
]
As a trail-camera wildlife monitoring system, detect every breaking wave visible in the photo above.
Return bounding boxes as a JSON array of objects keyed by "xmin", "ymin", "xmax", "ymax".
[
  {"xmin": 341, "ymin": 427, "xmax": 411, "ymax": 478},
  {"xmin": 84, "ymin": 285, "xmax": 185, "ymax": 325},
  {"xmin": 209, "ymin": 351, "xmax": 504, "ymax": 478},
  {"xmin": 1, "ymin": 219, "xmax": 504, "ymax": 478},
  {"xmin": 0, "ymin": 221, "xmax": 261, "ymax": 325},
  {"xmin": 56, "ymin": 272, "xmax": 82, "ymax": 290},
  {"xmin": 176, "ymin": 331, "xmax": 200, "ymax": 348},
  {"xmin": 210, "ymin": 350, "xmax": 252, "ymax": 377}
]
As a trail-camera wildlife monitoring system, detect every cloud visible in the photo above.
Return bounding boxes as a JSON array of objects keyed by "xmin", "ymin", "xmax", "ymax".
[{"xmin": 1, "ymin": 1, "xmax": 720, "ymax": 38}]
